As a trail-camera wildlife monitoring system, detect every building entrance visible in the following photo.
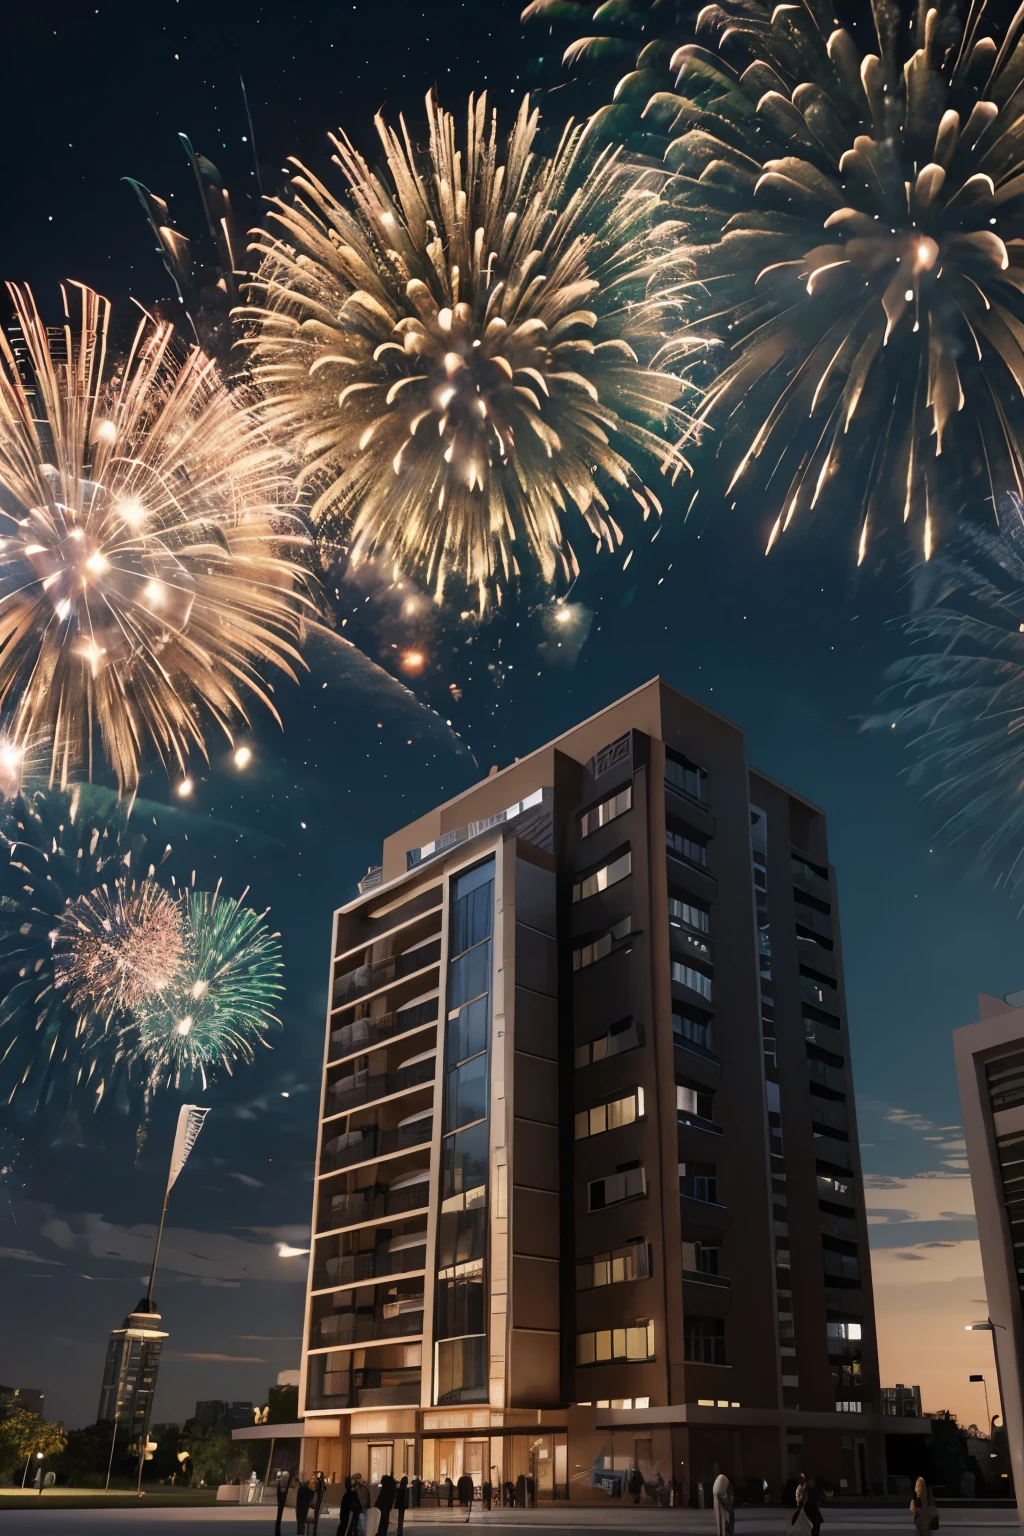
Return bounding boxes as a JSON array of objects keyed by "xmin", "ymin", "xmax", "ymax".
[{"xmin": 430, "ymin": 1437, "xmax": 489, "ymax": 1487}]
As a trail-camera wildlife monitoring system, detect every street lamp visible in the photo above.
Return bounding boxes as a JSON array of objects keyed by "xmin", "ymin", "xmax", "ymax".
[
  {"xmin": 969, "ymin": 1374, "xmax": 993, "ymax": 1430},
  {"xmin": 966, "ymin": 1322, "xmax": 1006, "ymax": 1438}
]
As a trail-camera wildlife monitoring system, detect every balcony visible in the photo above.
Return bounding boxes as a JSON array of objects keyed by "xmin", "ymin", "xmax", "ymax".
[
  {"xmin": 808, "ymin": 1058, "xmax": 847, "ymax": 1095},
  {"xmin": 680, "ymin": 1194, "xmax": 728, "ymax": 1233},
  {"xmin": 670, "ymin": 927, "xmax": 714, "ymax": 967},
  {"xmin": 792, "ymin": 857, "xmax": 831, "ymax": 902},
  {"xmin": 329, "ymin": 998, "xmax": 438, "ymax": 1064},
  {"xmin": 800, "ymin": 976, "xmax": 840, "ymax": 1017},
  {"xmin": 307, "ymin": 1368, "xmax": 421, "ymax": 1413},
  {"xmin": 319, "ymin": 1174, "xmax": 431, "ymax": 1233},
  {"xmin": 320, "ymin": 1114, "xmax": 432, "ymax": 1176},
  {"xmin": 314, "ymin": 1305, "xmax": 425, "ymax": 1349},
  {"xmin": 326, "ymin": 1052, "xmax": 436, "ymax": 1117},
  {"xmin": 682, "ymin": 1268, "xmax": 731, "ymax": 1290},
  {"xmin": 314, "ymin": 1239, "xmax": 428, "ymax": 1292},
  {"xmin": 332, "ymin": 938, "xmax": 441, "ymax": 1010}
]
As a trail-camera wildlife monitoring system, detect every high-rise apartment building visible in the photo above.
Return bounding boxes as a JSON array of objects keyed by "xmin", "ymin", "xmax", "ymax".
[
  {"xmin": 96, "ymin": 1300, "xmax": 167, "ymax": 1438},
  {"xmin": 954, "ymin": 993, "xmax": 1024, "ymax": 1518},
  {"xmin": 299, "ymin": 679, "xmax": 911, "ymax": 1499}
]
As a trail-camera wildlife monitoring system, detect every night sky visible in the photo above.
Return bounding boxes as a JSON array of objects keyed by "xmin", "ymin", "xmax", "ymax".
[{"xmin": 0, "ymin": 0, "xmax": 1012, "ymax": 1434}]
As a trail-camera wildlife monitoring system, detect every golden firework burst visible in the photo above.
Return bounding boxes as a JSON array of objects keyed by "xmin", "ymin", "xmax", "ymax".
[
  {"xmin": 54, "ymin": 878, "xmax": 185, "ymax": 1019},
  {"xmin": 0, "ymin": 282, "xmax": 314, "ymax": 793},
  {"xmin": 244, "ymin": 93, "xmax": 694, "ymax": 610}
]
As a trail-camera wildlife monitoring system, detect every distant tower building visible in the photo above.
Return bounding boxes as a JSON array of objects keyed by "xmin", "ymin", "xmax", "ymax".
[{"xmin": 97, "ymin": 1300, "xmax": 168, "ymax": 1437}]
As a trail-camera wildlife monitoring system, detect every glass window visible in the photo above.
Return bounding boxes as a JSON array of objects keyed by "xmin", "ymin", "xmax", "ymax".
[
  {"xmin": 437, "ymin": 1192, "xmax": 487, "ymax": 1268},
  {"xmin": 573, "ymin": 915, "xmax": 630, "ymax": 972},
  {"xmin": 445, "ymin": 1052, "xmax": 487, "ymax": 1130},
  {"xmin": 576, "ymin": 1017, "xmax": 640, "ymax": 1068},
  {"xmin": 573, "ymin": 850, "xmax": 632, "ymax": 903},
  {"xmin": 679, "ymin": 1161, "xmax": 719, "ymax": 1204},
  {"xmin": 672, "ymin": 961, "xmax": 713, "ymax": 1000},
  {"xmin": 577, "ymin": 1242, "xmax": 651, "ymax": 1290},
  {"xmin": 575, "ymin": 1089, "xmax": 643, "ymax": 1139},
  {"xmin": 665, "ymin": 752, "xmax": 706, "ymax": 800},
  {"xmin": 666, "ymin": 829, "xmax": 707, "ymax": 865},
  {"xmin": 677, "ymin": 1082, "xmax": 714, "ymax": 1121},
  {"xmin": 669, "ymin": 896, "xmax": 710, "ymax": 933},
  {"xmin": 580, "ymin": 785, "xmax": 632, "ymax": 838},
  {"xmin": 576, "ymin": 1321, "xmax": 654, "ymax": 1365},
  {"xmin": 446, "ymin": 994, "xmax": 488, "ymax": 1069},
  {"xmin": 684, "ymin": 1317, "xmax": 726, "ymax": 1365},
  {"xmin": 588, "ymin": 1166, "xmax": 646, "ymax": 1210},
  {"xmin": 441, "ymin": 1121, "xmax": 488, "ymax": 1200},
  {"xmin": 448, "ymin": 941, "xmax": 492, "ymax": 1011},
  {"xmin": 674, "ymin": 1012, "xmax": 712, "ymax": 1050},
  {"xmin": 450, "ymin": 863, "xmax": 495, "ymax": 953},
  {"xmin": 435, "ymin": 1334, "xmax": 487, "ymax": 1405}
]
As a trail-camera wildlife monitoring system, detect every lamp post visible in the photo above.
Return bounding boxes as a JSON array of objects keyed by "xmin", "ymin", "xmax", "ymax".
[
  {"xmin": 966, "ymin": 1321, "xmax": 1006, "ymax": 1439},
  {"xmin": 969, "ymin": 1374, "xmax": 993, "ymax": 1432}
]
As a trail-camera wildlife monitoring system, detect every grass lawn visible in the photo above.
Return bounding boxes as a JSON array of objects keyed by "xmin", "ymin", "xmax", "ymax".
[{"xmin": 0, "ymin": 1486, "xmax": 220, "ymax": 1509}]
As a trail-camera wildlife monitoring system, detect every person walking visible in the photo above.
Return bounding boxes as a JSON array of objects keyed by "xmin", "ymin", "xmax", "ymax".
[
  {"xmin": 296, "ymin": 1477, "xmax": 316, "ymax": 1535},
  {"xmin": 792, "ymin": 1472, "xmax": 808, "ymax": 1526},
  {"xmin": 801, "ymin": 1477, "xmax": 824, "ymax": 1536},
  {"xmin": 712, "ymin": 1472, "xmax": 734, "ymax": 1536},
  {"xmin": 376, "ymin": 1473, "xmax": 396, "ymax": 1536},
  {"xmin": 338, "ymin": 1477, "xmax": 362, "ymax": 1536},
  {"xmin": 312, "ymin": 1472, "xmax": 327, "ymax": 1536},
  {"xmin": 276, "ymin": 1471, "xmax": 294, "ymax": 1536},
  {"xmin": 444, "ymin": 1475, "xmax": 456, "ymax": 1508},
  {"xmin": 395, "ymin": 1476, "xmax": 409, "ymax": 1536},
  {"xmin": 629, "ymin": 1465, "xmax": 644, "ymax": 1504},
  {"xmin": 911, "ymin": 1476, "xmax": 938, "ymax": 1536}
]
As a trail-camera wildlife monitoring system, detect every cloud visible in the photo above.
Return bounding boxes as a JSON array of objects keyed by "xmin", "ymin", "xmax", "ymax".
[
  {"xmin": 863, "ymin": 1174, "xmax": 906, "ymax": 1190},
  {"xmin": 224, "ymin": 1173, "xmax": 265, "ymax": 1189},
  {"xmin": 893, "ymin": 1251, "xmax": 926, "ymax": 1260},
  {"xmin": 0, "ymin": 1244, "xmax": 63, "ymax": 1265},
  {"xmin": 166, "ymin": 1352, "xmax": 267, "ymax": 1364},
  {"xmin": 38, "ymin": 1212, "xmax": 310, "ymax": 1284},
  {"xmin": 866, "ymin": 1207, "xmax": 918, "ymax": 1224},
  {"xmin": 864, "ymin": 1173, "xmax": 976, "ymax": 1228}
]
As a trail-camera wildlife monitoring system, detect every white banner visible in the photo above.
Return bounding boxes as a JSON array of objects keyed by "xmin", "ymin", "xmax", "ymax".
[{"xmin": 166, "ymin": 1104, "xmax": 209, "ymax": 1196}]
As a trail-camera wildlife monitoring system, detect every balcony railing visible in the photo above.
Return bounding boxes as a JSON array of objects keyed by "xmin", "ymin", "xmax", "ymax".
[
  {"xmin": 682, "ymin": 1268, "xmax": 731, "ymax": 1289},
  {"xmin": 311, "ymin": 1372, "xmax": 421, "ymax": 1411},
  {"xmin": 332, "ymin": 939, "xmax": 441, "ymax": 1009},
  {"xmin": 321, "ymin": 1178, "xmax": 430, "ymax": 1232},
  {"xmin": 320, "ymin": 1116, "xmax": 432, "ymax": 1175},
  {"xmin": 314, "ymin": 1307, "xmax": 425, "ymax": 1349},
  {"xmin": 329, "ymin": 1000, "xmax": 438, "ymax": 1062},
  {"xmin": 315, "ymin": 1243, "xmax": 428, "ymax": 1291},
  {"xmin": 326, "ymin": 1055, "xmax": 435, "ymax": 1117}
]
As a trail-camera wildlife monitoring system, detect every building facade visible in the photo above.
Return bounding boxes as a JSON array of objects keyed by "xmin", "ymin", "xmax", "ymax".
[
  {"xmin": 0, "ymin": 1384, "xmax": 45, "ymax": 1417},
  {"xmin": 880, "ymin": 1385, "xmax": 922, "ymax": 1419},
  {"xmin": 299, "ymin": 680, "xmax": 902, "ymax": 1499},
  {"xmin": 96, "ymin": 1300, "xmax": 167, "ymax": 1439},
  {"xmin": 954, "ymin": 994, "xmax": 1024, "ymax": 1519}
]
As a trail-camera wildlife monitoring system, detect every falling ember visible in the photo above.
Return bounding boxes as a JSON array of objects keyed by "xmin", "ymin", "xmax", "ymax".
[
  {"xmin": 244, "ymin": 93, "xmax": 697, "ymax": 611},
  {"xmin": 0, "ymin": 283, "xmax": 314, "ymax": 794},
  {"xmin": 400, "ymin": 650, "xmax": 426, "ymax": 674}
]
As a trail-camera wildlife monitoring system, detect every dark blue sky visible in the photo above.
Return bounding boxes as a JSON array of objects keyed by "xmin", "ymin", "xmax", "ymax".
[{"xmin": 0, "ymin": 0, "xmax": 1013, "ymax": 1431}]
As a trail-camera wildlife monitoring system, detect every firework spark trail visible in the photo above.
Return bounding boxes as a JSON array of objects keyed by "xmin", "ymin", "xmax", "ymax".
[
  {"xmin": 650, "ymin": 0, "xmax": 1024, "ymax": 559},
  {"xmin": 54, "ymin": 879, "xmax": 185, "ymax": 1019},
  {"xmin": 130, "ymin": 882, "xmax": 283, "ymax": 1091},
  {"xmin": 872, "ymin": 497, "xmax": 1024, "ymax": 892},
  {"xmin": 0, "ymin": 282, "xmax": 316, "ymax": 794},
  {"xmin": 243, "ymin": 92, "xmax": 697, "ymax": 612}
]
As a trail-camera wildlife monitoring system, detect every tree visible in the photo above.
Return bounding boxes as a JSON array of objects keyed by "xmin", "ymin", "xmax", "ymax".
[
  {"xmin": 149, "ymin": 1422, "xmax": 183, "ymax": 1484},
  {"xmin": 51, "ymin": 1421, "xmax": 124, "ymax": 1488},
  {"xmin": 0, "ymin": 1411, "xmax": 67, "ymax": 1487},
  {"xmin": 926, "ymin": 1410, "xmax": 969, "ymax": 1495},
  {"xmin": 267, "ymin": 1384, "xmax": 298, "ymax": 1424},
  {"xmin": 179, "ymin": 1420, "xmax": 230, "ymax": 1488}
]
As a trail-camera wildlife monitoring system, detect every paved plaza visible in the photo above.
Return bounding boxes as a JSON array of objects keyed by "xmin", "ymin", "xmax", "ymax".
[{"xmin": 0, "ymin": 1506, "xmax": 1016, "ymax": 1536}]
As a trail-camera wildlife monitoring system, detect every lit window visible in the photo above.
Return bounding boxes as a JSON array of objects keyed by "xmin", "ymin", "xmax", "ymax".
[
  {"xmin": 575, "ymin": 1089, "xmax": 644, "ymax": 1140},
  {"xmin": 577, "ymin": 1320, "xmax": 655, "ymax": 1365},
  {"xmin": 677, "ymin": 1082, "xmax": 714, "ymax": 1122},
  {"xmin": 577, "ymin": 1242, "xmax": 651, "ymax": 1290},
  {"xmin": 580, "ymin": 786, "xmax": 632, "ymax": 838},
  {"xmin": 573, "ymin": 850, "xmax": 632, "ymax": 903}
]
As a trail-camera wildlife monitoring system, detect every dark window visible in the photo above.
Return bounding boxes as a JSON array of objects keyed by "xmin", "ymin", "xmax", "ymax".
[
  {"xmin": 435, "ymin": 1335, "xmax": 487, "ymax": 1405},
  {"xmin": 684, "ymin": 1317, "xmax": 726, "ymax": 1365},
  {"xmin": 666, "ymin": 751, "xmax": 707, "ymax": 800},
  {"xmin": 445, "ymin": 1053, "xmax": 487, "ymax": 1131},
  {"xmin": 441, "ymin": 1122, "xmax": 488, "ymax": 1200},
  {"xmin": 448, "ymin": 941, "xmax": 492, "ymax": 1011},
  {"xmin": 674, "ymin": 1012, "xmax": 713, "ymax": 1051},
  {"xmin": 667, "ymin": 828, "xmax": 707, "ymax": 865},
  {"xmin": 450, "ymin": 864, "xmax": 494, "ymax": 953},
  {"xmin": 446, "ymin": 994, "xmax": 488, "ymax": 1069}
]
